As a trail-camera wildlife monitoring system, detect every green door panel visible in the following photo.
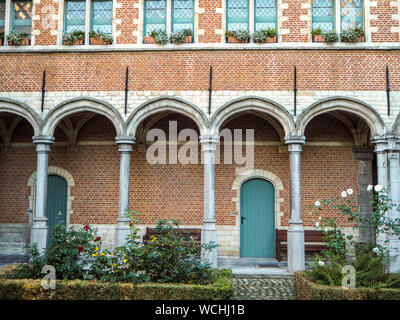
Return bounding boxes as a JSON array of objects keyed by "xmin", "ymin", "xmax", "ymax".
[
  {"xmin": 240, "ymin": 178, "xmax": 275, "ymax": 258},
  {"xmin": 46, "ymin": 175, "xmax": 68, "ymax": 245}
]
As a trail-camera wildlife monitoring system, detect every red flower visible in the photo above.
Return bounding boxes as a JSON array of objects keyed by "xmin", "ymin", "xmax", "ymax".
[
  {"xmin": 77, "ymin": 246, "xmax": 83, "ymax": 252},
  {"xmin": 94, "ymin": 236, "xmax": 101, "ymax": 241},
  {"xmin": 84, "ymin": 224, "xmax": 90, "ymax": 231}
]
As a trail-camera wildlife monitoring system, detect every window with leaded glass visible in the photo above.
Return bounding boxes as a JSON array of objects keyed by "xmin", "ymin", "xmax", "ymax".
[
  {"xmin": 144, "ymin": 0, "xmax": 166, "ymax": 36},
  {"xmin": 12, "ymin": 1, "xmax": 32, "ymax": 34},
  {"xmin": 312, "ymin": 0, "xmax": 334, "ymax": 32},
  {"xmin": 226, "ymin": 0, "xmax": 249, "ymax": 32},
  {"xmin": 172, "ymin": 0, "xmax": 194, "ymax": 32},
  {"xmin": 0, "ymin": 0, "xmax": 5, "ymax": 32},
  {"xmin": 254, "ymin": 0, "xmax": 276, "ymax": 31},
  {"xmin": 64, "ymin": 0, "xmax": 86, "ymax": 33},
  {"xmin": 91, "ymin": 0, "xmax": 113, "ymax": 34},
  {"xmin": 341, "ymin": 0, "xmax": 363, "ymax": 30}
]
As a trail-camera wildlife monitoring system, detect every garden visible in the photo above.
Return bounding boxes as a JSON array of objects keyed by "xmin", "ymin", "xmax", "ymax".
[
  {"xmin": 295, "ymin": 185, "xmax": 400, "ymax": 300},
  {"xmin": 0, "ymin": 216, "xmax": 232, "ymax": 300}
]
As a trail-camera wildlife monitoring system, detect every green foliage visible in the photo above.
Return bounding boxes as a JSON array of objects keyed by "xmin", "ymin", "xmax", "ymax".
[
  {"xmin": 89, "ymin": 30, "xmax": 113, "ymax": 43},
  {"xmin": 306, "ymin": 254, "xmax": 346, "ymax": 286},
  {"xmin": 323, "ymin": 30, "xmax": 338, "ymax": 43},
  {"xmin": 72, "ymin": 30, "xmax": 85, "ymax": 39},
  {"xmin": 311, "ymin": 27, "xmax": 322, "ymax": 36},
  {"xmin": 150, "ymin": 30, "xmax": 169, "ymax": 45},
  {"xmin": 6, "ymin": 31, "xmax": 29, "ymax": 45},
  {"xmin": 63, "ymin": 30, "xmax": 85, "ymax": 44},
  {"xmin": 170, "ymin": 31, "xmax": 187, "ymax": 44},
  {"xmin": 341, "ymin": 27, "xmax": 364, "ymax": 42},
  {"xmin": 252, "ymin": 28, "xmax": 276, "ymax": 43},
  {"xmin": 0, "ymin": 31, "xmax": 4, "ymax": 40},
  {"xmin": 226, "ymin": 30, "xmax": 250, "ymax": 42}
]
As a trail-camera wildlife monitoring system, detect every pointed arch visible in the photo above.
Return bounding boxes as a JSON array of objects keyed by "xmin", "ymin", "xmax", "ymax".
[
  {"xmin": 126, "ymin": 96, "xmax": 209, "ymax": 137},
  {"xmin": 211, "ymin": 97, "xmax": 295, "ymax": 137},
  {"xmin": 41, "ymin": 97, "xmax": 124, "ymax": 137},
  {"xmin": 297, "ymin": 97, "xmax": 386, "ymax": 138}
]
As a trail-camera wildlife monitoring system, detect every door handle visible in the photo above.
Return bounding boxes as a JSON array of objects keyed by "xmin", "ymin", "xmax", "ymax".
[{"xmin": 241, "ymin": 216, "xmax": 246, "ymax": 224}]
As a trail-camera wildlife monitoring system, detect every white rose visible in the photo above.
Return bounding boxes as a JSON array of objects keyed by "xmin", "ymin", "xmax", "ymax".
[
  {"xmin": 373, "ymin": 247, "xmax": 379, "ymax": 254},
  {"xmin": 319, "ymin": 216, "xmax": 322, "ymax": 220},
  {"xmin": 341, "ymin": 191, "xmax": 347, "ymax": 198},
  {"xmin": 367, "ymin": 185, "xmax": 374, "ymax": 192},
  {"xmin": 374, "ymin": 185, "xmax": 383, "ymax": 192},
  {"xmin": 316, "ymin": 221, "xmax": 320, "ymax": 228},
  {"xmin": 324, "ymin": 227, "xmax": 328, "ymax": 232},
  {"xmin": 315, "ymin": 201, "xmax": 321, "ymax": 207},
  {"xmin": 318, "ymin": 261, "xmax": 325, "ymax": 266},
  {"xmin": 347, "ymin": 189, "xmax": 353, "ymax": 195}
]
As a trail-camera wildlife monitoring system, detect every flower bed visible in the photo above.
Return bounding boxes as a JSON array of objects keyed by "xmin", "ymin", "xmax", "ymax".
[
  {"xmin": 294, "ymin": 271, "xmax": 400, "ymax": 300},
  {"xmin": 0, "ymin": 264, "xmax": 233, "ymax": 300}
]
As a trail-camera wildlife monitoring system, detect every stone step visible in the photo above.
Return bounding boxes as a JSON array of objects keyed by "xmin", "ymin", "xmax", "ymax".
[{"xmin": 232, "ymin": 276, "xmax": 296, "ymax": 300}]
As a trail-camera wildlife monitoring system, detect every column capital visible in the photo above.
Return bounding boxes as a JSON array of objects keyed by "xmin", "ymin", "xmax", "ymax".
[
  {"xmin": 387, "ymin": 135, "xmax": 400, "ymax": 152},
  {"xmin": 33, "ymin": 136, "xmax": 54, "ymax": 153},
  {"xmin": 116, "ymin": 136, "xmax": 136, "ymax": 153},
  {"xmin": 199, "ymin": 135, "xmax": 219, "ymax": 152},
  {"xmin": 285, "ymin": 136, "xmax": 305, "ymax": 152},
  {"xmin": 371, "ymin": 136, "xmax": 388, "ymax": 152}
]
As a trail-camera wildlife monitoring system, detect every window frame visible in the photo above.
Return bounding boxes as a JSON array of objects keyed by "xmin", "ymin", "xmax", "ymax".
[
  {"xmin": 311, "ymin": 0, "xmax": 335, "ymax": 33},
  {"xmin": 11, "ymin": 0, "xmax": 32, "ymax": 34}
]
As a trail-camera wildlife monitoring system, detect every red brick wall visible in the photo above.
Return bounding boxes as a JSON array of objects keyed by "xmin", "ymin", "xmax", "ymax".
[
  {"xmin": 0, "ymin": 51, "xmax": 399, "ymax": 92},
  {"xmin": 371, "ymin": 0, "xmax": 400, "ymax": 43}
]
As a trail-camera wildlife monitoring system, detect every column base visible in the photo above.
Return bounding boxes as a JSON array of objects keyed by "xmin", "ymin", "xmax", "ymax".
[
  {"xmin": 30, "ymin": 217, "xmax": 48, "ymax": 253},
  {"xmin": 201, "ymin": 220, "xmax": 218, "ymax": 268},
  {"xmin": 114, "ymin": 217, "xmax": 131, "ymax": 247},
  {"xmin": 287, "ymin": 223, "xmax": 305, "ymax": 273}
]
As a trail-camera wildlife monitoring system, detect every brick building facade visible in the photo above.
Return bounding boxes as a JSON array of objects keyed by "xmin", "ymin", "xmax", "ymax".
[{"xmin": 0, "ymin": 0, "xmax": 399, "ymax": 272}]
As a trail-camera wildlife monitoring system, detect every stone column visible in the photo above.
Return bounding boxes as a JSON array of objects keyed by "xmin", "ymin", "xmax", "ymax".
[
  {"xmin": 352, "ymin": 146, "xmax": 374, "ymax": 244},
  {"xmin": 285, "ymin": 136, "xmax": 306, "ymax": 273},
  {"xmin": 387, "ymin": 136, "xmax": 400, "ymax": 272},
  {"xmin": 114, "ymin": 136, "xmax": 136, "ymax": 247},
  {"xmin": 371, "ymin": 136, "xmax": 389, "ymax": 246},
  {"xmin": 199, "ymin": 134, "xmax": 219, "ymax": 268},
  {"xmin": 30, "ymin": 136, "xmax": 54, "ymax": 252}
]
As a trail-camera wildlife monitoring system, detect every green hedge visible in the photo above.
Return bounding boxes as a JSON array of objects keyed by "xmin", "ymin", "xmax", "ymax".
[
  {"xmin": 294, "ymin": 271, "xmax": 400, "ymax": 300},
  {"xmin": 0, "ymin": 265, "xmax": 233, "ymax": 300}
]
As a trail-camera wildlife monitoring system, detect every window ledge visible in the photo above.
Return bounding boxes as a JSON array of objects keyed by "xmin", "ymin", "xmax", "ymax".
[{"xmin": 0, "ymin": 42, "xmax": 399, "ymax": 53}]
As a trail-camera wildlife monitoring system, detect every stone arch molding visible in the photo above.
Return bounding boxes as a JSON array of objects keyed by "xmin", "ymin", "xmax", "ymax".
[
  {"xmin": 0, "ymin": 98, "xmax": 41, "ymax": 136},
  {"xmin": 297, "ymin": 97, "xmax": 386, "ymax": 138},
  {"xmin": 392, "ymin": 113, "xmax": 400, "ymax": 135},
  {"xmin": 231, "ymin": 169, "xmax": 285, "ymax": 229},
  {"xmin": 211, "ymin": 97, "xmax": 296, "ymax": 137},
  {"xmin": 41, "ymin": 97, "xmax": 125, "ymax": 137},
  {"xmin": 126, "ymin": 96, "xmax": 209, "ymax": 137},
  {"xmin": 27, "ymin": 166, "xmax": 75, "ymax": 225}
]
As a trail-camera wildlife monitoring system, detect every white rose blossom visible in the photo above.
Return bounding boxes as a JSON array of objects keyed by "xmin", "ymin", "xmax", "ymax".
[
  {"xmin": 341, "ymin": 191, "xmax": 347, "ymax": 198},
  {"xmin": 315, "ymin": 201, "xmax": 321, "ymax": 207},
  {"xmin": 347, "ymin": 189, "xmax": 353, "ymax": 195},
  {"xmin": 372, "ymin": 247, "xmax": 380, "ymax": 254},
  {"xmin": 367, "ymin": 185, "xmax": 374, "ymax": 192},
  {"xmin": 374, "ymin": 185, "xmax": 383, "ymax": 192},
  {"xmin": 315, "ymin": 221, "xmax": 320, "ymax": 228},
  {"xmin": 318, "ymin": 261, "xmax": 325, "ymax": 267}
]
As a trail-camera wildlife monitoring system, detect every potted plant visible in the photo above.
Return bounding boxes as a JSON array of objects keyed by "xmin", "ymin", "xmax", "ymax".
[
  {"xmin": 226, "ymin": 29, "xmax": 250, "ymax": 43},
  {"xmin": 0, "ymin": 31, "xmax": 4, "ymax": 46},
  {"xmin": 62, "ymin": 30, "xmax": 85, "ymax": 45},
  {"xmin": 7, "ymin": 31, "xmax": 30, "ymax": 46},
  {"xmin": 182, "ymin": 28, "xmax": 192, "ymax": 43},
  {"xmin": 341, "ymin": 27, "xmax": 365, "ymax": 42},
  {"xmin": 312, "ymin": 27, "xmax": 324, "ymax": 42},
  {"xmin": 89, "ymin": 30, "xmax": 113, "ymax": 45},
  {"xmin": 323, "ymin": 30, "xmax": 339, "ymax": 43},
  {"xmin": 145, "ymin": 30, "xmax": 169, "ymax": 45},
  {"xmin": 253, "ymin": 28, "xmax": 277, "ymax": 43},
  {"xmin": 170, "ymin": 29, "xmax": 193, "ymax": 44}
]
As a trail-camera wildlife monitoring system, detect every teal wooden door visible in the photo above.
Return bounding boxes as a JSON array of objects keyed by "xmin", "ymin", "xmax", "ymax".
[
  {"xmin": 46, "ymin": 175, "xmax": 68, "ymax": 245},
  {"xmin": 240, "ymin": 178, "xmax": 275, "ymax": 258}
]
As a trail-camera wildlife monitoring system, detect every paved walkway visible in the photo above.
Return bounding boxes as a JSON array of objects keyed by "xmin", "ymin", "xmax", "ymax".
[{"xmin": 218, "ymin": 257, "xmax": 296, "ymax": 300}]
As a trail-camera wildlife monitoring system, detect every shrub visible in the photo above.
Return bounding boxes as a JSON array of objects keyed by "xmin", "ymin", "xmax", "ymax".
[
  {"xmin": 150, "ymin": 30, "xmax": 169, "ymax": 45},
  {"xmin": 312, "ymin": 27, "xmax": 322, "ymax": 36},
  {"xmin": 72, "ymin": 30, "xmax": 85, "ymax": 39},
  {"xmin": 170, "ymin": 31, "xmax": 187, "ymax": 44},
  {"xmin": 323, "ymin": 30, "xmax": 339, "ymax": 43},
  {"xmin": 341, "ymin": 27, "xmax": 364, "ymax": 42},
  {"xmin": 6, "ymin": 31, "xmax": 29, "ymax": 45}
]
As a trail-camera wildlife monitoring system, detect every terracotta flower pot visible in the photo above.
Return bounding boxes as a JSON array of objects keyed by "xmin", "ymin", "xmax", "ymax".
[
  {"xmin": 74, "ymin": 38, "xmax": 84, "ymax": 45},
  {"xmin": 90, "ymin": 37, "xmax": 110, "ymax": 45},
  {"xmin": 356, "ymin": 35, "xmax": 365, "ymax": 42},
  {"xmin": 0, "ymin": 38, "xmax": 3, "ymax": 46},
  {"xmin": 227, "ymin": 36, "xmax": 247, "ymax": 43},
  {"xmin": 265, "ymin": 36, "xmax": 276, "ymax": 43},
  {"xmin": 313, "ymin": 34, "xmax": 324, "ymax": 42},
  {"xmin": 184, "ymin": 35, "xmax": 192, "ymax": 43},
  {"xmin": 9, "ymin": 38, "xmax": 30, "ymax": 46},
  {"xmin": 144, "ymin": 36, "xmax": 157, "ymax": 44}
]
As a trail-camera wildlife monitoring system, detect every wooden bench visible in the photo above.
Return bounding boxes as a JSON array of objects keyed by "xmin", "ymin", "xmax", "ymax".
[
  {"xmin": 143, "ymin": 227, "xmax": 201, "ymax": 246},
  {"xmin": 275, "ymin": 229, "xmax": 329, "ymax": 262}
]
